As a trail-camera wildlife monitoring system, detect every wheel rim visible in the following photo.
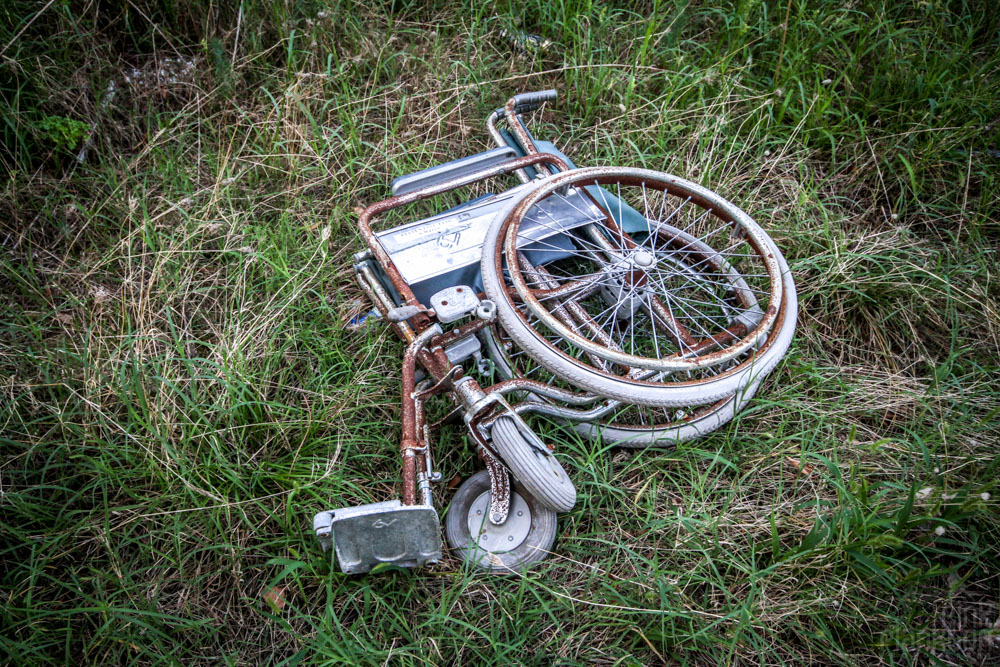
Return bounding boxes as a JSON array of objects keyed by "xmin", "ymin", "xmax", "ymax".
[{"xmin": 494, "ymin": 167, "xmax": 783, "ymax": 375}]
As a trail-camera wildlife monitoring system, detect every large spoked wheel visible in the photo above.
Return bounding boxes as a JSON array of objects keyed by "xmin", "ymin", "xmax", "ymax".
[
  {"xmin": 481, "ymin": 166, "xmax": 796, "ymax": 408},
  {"xmin": 445, "ymin": 470, "xmax": 557, "ymax": 573},
  {"xmin": 490, "ymin": 415, "xmax": 576, "ymax": 512},
  {"xmin": 479, "ymin": 243, "xmax": 796, "ymax": 448},
  {"xmin": 481, "ymin": 322, "xmax": 743, "ymax": 448}
]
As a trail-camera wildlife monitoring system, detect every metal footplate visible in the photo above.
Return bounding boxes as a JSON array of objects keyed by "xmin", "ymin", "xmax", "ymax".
[{"xmin": 313, "ymin": 501, "xmax": 442, "ymax": 574}]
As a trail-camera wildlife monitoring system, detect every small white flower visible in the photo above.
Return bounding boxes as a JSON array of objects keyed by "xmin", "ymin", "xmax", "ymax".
[
  {"xmin": 764, "ymin": 150, "xmax": 771, "ymax": 157},
  {"xmin": 775, "ymin": 88, "xmax": 783, "ymax": 97},
  {"xmin": 933, "ymin": 466, "xmax": 940, "ymax": 473},
  {"xmin": 934, "ymin": 526, "xmax": 946, "ymax": 536},
  {"xmin": 982, "ymin": 492, "xmax": 991, "ymax": 501},
  {"xmin": 617, "ymin": 103, "xmax": 626, "ymax": 113},
  {"xmin": 917, "ymin": 487, "xmax": 934, "ymax": 499},
  {"xmin": 822, "ymin": 78, "xmax": 833, "ymax": 85}
]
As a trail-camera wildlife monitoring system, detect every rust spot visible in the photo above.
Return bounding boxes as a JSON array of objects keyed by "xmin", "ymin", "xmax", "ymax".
[
  {"xmin": 263, "ymin": 586, "xmax": 287, "ymax": 610},
  {"xmin": 766, "ymin": 305, "xmax": 777, "ymax": 316},
  {"xmin": 784, "ymin": 457, "xmax": 815, "ymax": 479}
]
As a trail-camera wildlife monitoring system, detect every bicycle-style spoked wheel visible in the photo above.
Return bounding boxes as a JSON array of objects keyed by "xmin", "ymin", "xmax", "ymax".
[
  {"xmin": 482, "ymin": 319, "xmax": 750, "ymax": 448},
  {"xmin": 481, "ymin": 298, "xmax": 760, "ymax": 449},
  {"xmin": 478, "ymin": 214, "xmax": 761, "ymax": 448},
  {"xmin": 481, "ymin": 166, "xmax": 795, "ymax": 408}
]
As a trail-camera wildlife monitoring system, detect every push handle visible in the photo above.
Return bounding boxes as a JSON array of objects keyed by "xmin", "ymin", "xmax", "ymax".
[{"xmin": 511, "ymin": 89, "xmax": 558, "ymax": 113}]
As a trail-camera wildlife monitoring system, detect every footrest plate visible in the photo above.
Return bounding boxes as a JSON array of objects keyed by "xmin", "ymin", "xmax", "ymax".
[{"xmin": 313, "ymin": 501, "xmax": 442, "ymax": 575}]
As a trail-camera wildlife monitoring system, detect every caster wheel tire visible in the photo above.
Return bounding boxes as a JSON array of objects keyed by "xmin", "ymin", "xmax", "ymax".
[
  {"xmin": 490, "ymin": 415, "xmax": 576, "ymax": 513},
  {"xmin": 445, "ymin": 470, "xmax": 557, "ymax": 573}
]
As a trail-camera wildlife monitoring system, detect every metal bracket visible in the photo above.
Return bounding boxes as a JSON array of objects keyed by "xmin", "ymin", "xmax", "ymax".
[
  {"xmin": 443, "ymin": 335, "xmax": 482, "ymax": 367},
  {"xmin": 467, "ymin": 388, "xmax": 507, "ymax": 424},
  {"xmin": 469, "ymin": 391, "xmax": 553, "ymax": 458},
  {"xmin": 731, "ymin": 303, "xmax": 765, "ymax": 332},
  {"xmin": 387, "ymin": 304, "xmax": 434, "ymax": 322},
  {"xmin": 429, "ymin": 285, "xmax": 480, "ymax": 323},
  {"xmin": 414, "ymin": 365, "xmax": 462, "ymax": 400}
]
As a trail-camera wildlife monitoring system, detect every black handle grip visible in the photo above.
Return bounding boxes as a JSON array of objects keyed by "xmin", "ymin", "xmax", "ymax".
[{"xmin": 511, "ymin": 89, "xmax": 558, "ymax": 113}]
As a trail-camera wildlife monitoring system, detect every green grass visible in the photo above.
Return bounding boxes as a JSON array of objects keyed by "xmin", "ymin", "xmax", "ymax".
[{"xmin": 2, "ymin": 0, "xmax": 999, "ymax": 664}]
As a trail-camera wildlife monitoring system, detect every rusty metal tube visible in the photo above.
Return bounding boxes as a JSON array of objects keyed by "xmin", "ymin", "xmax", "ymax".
[
  {"xmin": 488, "ymin": 109, "xmax": 531, "ymax": 184},
  {"xmin": 413, "ymin": 379, "xmax": 435, "ymax": 507},
  {"xmin": 430, "ymin": 318, "xmax": 490, "ymax": 350},
  {"xmin": 354, "ymin": 262, "xmax": 416, "ymax": 344},
  {"xmin": 504, "ymin": 97, "xmax": 540, "ymax": 156},
  {"xmin": 487, "ymin": 378, "xmax": 602, "ymax": 405},
  {"xmin": 400, "ymin": 324, "xmax": 441, "ymax": 505}
]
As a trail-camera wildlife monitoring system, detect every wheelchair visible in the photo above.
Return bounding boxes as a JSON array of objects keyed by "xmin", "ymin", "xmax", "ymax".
[{"xmin": 312, "ymin": 91, "xmax": 797, "ymax": 574}]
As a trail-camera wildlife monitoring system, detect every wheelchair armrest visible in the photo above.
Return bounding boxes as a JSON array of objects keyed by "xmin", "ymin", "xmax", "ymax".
[{"xmin": 391, "ymin": 146, "xmax": 518, "ymax": 196}]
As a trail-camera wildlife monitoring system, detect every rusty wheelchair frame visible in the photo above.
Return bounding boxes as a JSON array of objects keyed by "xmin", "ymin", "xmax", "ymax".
[{"xmin": 313, "ymin": 91, "xmax": 797, "ymax": 574}]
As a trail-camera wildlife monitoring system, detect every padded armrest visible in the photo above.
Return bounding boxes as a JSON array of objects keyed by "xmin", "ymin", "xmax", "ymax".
[{"xmin": 391, "ymin": 146, "xmax": 518, "ymax": 197}]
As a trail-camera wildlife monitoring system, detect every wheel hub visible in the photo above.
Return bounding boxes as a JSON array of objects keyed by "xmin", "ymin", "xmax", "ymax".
[
  {"xmin": 632, "ymin": 250, "xmax": 656, "ymax": 269},
  {"xmin": 598, "ymin": 249, "xmax": 658, "ymax": 321},
  {"xmin": 467, "ymin": 490, "xmax": 531, "ymax": 551}
]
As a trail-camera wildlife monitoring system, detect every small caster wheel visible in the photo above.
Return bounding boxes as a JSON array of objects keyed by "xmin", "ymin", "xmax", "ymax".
[{"xmin": 445, "ymin": 470, "xmax": 557, "ymax": 573}]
